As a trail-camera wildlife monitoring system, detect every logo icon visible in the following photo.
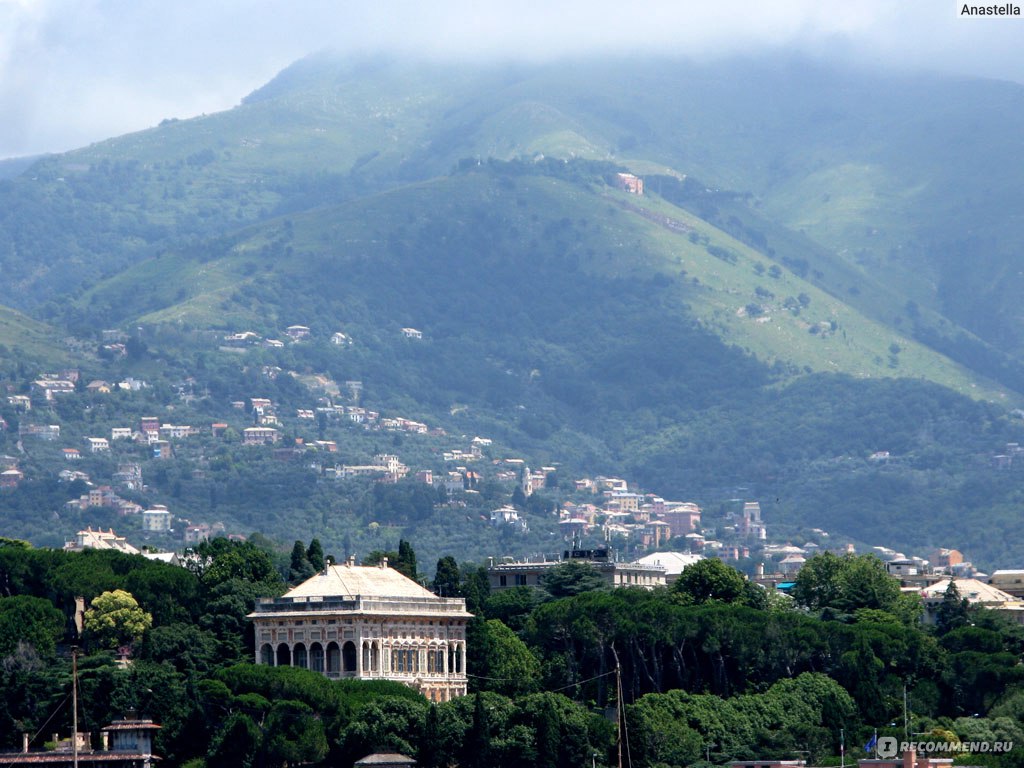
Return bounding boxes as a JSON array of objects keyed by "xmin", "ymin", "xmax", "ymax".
[{"xmin": 878, "ymin": 737, "xmax": 899, "ymax": 758}]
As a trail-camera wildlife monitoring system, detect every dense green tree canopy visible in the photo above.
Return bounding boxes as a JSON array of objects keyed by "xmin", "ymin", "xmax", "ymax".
[
  {"xmin": 0, "ymin": 595, "xmax": 64, "ymax": 657},
  {"xmin": 672, "ymin": 558, "xmax": 765, "ymax": 608},
  {"xmin": 791, "ymin": 553, "xmax": 911, "ymax": 619},
  {"xmin": 468, "ymin": 619, "xmax": 540, "ymax": 697},
  {"xmin": 193, "ymin": 539, "xmax": 282, "ymax": 590},
  {"xmin": 0, "ymin": 542, "xmax": 1019, "ymax": 767},
  {"xmin": 539, "ymin": 562, "xmax": 606, "ymax": 599}
]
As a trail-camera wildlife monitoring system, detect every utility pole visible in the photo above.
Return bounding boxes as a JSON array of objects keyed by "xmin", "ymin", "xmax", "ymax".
[
  {"xmin": 904, "ymin": 683, "xmax": 909, "ymax": 743},
  {"xmin": 616, "ymin": 665, "xmax": 624, "ymax": 768},
  {"xmin": 72, "ymin": 647, "xmax": 79, "ymax": 768}
]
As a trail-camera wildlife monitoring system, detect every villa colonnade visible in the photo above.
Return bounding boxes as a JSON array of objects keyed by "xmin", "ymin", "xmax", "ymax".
[{"xmin": 258, "ymin": 637, "xmax": 466, "ymax": 688}]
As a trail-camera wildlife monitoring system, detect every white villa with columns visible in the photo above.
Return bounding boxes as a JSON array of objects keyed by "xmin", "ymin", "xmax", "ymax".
[{"xmin": 248, "ymin": 557, "xmax": 470, "ymax": 702}]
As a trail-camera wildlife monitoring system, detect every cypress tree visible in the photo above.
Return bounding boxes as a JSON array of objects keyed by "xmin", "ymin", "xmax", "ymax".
[
  {"xmin": 462, "ymin": 693, "xmax": 491, "ymax": 768},
  {"xmin": 936, "ymin": 579, "xmax": 971, "ymax": 635},
  {"xmin": 535, "ymin": 696, "xmax": 560, "ymax": 768},
  {"xmin": 432, "ymin": 556, "xmax": 461, "ymax": 596},
  {"xmin": 306, "ymin": 538, "xmax": 325, "ymax": 571},
  {"xmin": 289, "ymin": 541, "xmax": 314, "ymax": 583},
  {"xmin": 418, "ymin": 703, "xmax": 443, "ymax": 768},
  {"xmin": 396, "ymin": 539, "xmax": 418, "ymax": 581}
]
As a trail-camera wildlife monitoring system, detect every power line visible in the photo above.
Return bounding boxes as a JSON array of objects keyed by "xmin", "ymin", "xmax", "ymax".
[{"xmin": 464, "ymin": 668, "xmax": 617, "ymax": 692}]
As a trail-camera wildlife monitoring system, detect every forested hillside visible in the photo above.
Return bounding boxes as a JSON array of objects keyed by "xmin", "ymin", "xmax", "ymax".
[{"xmin": 2, "ymin": 54, "xmax": 1024, "ymax": 566}]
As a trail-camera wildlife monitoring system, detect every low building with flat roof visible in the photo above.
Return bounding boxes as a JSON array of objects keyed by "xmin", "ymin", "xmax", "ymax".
[
  {"xmin": 989, "ymin": 569, "xmax": 1024, "ymax": 599},
  {"xmin": 0, "ymin": 717, "xmax": 160, "ymax": 767},
  {"xmin": 487, "ymin": 548, "xmax": 666, "ymax": 591}
]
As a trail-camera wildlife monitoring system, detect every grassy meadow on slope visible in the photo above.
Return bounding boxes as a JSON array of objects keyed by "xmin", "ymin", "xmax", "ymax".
[
  {"xmin": 3, "ymin": 54, "xmax": 1024, "ymax": 368},
  {"xmin": 76, "ymin": 158, "xmax": 1008, "ymax": 403},
  {"xmin": 0, "ymin": 305, "xmax": 69, "ymax": 367}
]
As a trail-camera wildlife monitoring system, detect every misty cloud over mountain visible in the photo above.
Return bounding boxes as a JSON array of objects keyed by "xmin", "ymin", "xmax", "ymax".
[{"xmin": 2, "ymin": 0, "xmax": 1023, "ymax": 159}]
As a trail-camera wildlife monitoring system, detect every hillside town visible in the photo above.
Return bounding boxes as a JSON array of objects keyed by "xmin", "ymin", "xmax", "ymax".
[
  {"xmin": 4, "ymin": 325, "xmax": 1024, "ymax": 620},
  {"xmin": 9, "ymin": 346, "xmax": 1024, "ymax": 643}
]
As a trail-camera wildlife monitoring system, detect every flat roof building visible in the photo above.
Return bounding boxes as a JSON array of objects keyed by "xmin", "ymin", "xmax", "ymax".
[{"xmin": 487, "ymin": 548, "xmax": 666, "ymax": 591}]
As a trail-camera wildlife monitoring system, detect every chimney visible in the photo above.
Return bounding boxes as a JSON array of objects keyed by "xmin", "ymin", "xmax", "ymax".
[
  {"xmin": 380, "ymin": 556, "xmax": 388, "ymax": 569},
  {"xmin": 903, "ymin": 748, "xmax": 917, "ymax": 768},
  {"xmin": 22, "ymin": 734, "xmax": 28, "ymax": 753},
  {"xmin": 346, "ymin": 554, "xmax": 356, "ymax": 567},
  {"xmin": 101, "ymin": 732, "xmax": 109, "ymax": 751}
]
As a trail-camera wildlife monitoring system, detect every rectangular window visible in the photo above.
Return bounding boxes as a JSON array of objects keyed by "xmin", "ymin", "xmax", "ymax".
[
  {"xmin": 499, "ymin": 575, "xmax": 507, "ymax": 587},
  {"xmin": 515, "ymin": 574, "xmax": 527, "ymax": 586}
]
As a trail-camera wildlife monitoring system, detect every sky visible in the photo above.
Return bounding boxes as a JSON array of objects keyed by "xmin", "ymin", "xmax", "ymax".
[{"xmin": 2, "ymin": 0, "xmax": 1024, "ymax": 159}]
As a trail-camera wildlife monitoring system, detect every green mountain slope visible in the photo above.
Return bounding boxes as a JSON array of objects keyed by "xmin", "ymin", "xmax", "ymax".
[
  {"xmin": 4, "ymin": 55, "xmax": 1024, "ymax": 384},
  {"xmin": 60, "ymin": 162, "xmax": 1024, "ymax": 562},
  {"xmin": 3, "ymin": 55, "xmax": 1024, "ymax": 565},
  {"xmin": 77, "ymin": 161, "xmax": 1008, "ymax": 403}
]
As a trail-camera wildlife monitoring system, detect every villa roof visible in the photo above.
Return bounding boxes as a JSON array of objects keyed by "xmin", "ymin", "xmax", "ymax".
[
  {"xmin": 355, "ymin": 753, "xmax": 416, "ymax": 766},
  {"xmin": 633, "ymin": 551, "xmax": 703, "ymax": 577},
  {"xmin": 284, "ymin": 563, "xmax": 435, "ymax": 600},
  {"xmin": 921, "ymin": 578, "xmax": 1019, "ymax": 604}
]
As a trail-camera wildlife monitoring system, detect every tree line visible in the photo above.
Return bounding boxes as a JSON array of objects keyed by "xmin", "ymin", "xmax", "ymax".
[{"xmin": 0, "ymin": 539, "xmax": 1023, "ymax": 767}]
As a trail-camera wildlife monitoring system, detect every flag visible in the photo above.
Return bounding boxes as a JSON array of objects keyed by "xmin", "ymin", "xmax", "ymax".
[{"xmin": 864, "ymin": 733, "xmax": 878, "ymax": 753}]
